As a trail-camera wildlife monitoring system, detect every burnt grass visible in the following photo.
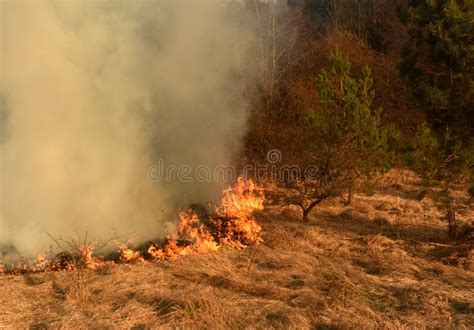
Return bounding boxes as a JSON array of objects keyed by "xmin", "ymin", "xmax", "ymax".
[{"xmin": 1, "ymin": 170, "xmax": 473, "ymax": 328}]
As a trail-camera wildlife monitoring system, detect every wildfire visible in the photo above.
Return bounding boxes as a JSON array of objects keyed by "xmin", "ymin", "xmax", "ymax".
[
  {"xmin": 147, "ymin": 211, "xmax": 219, "ymax": 261},
  {"xmin": 79, "ymin": 244, "xmax": 110, "ymax": 270},
  {"xmin": 0, "ymin": 252, "xmax": 59, "ymax": 274},
  {"xmin": 145, "ymin": 177, "xmax": 264, "ymax": 261},
  {"xmin": 118, "ymin": 243, "xmax": 145, "ymax": 264},
  {"xmin": 0, "ymin": 177, "xmax": 265, "ymax": 274}
]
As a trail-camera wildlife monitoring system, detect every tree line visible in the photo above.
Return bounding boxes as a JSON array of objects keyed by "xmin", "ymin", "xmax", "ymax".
[{"xmin": 240, "ymin": 0, "xmax": 473, "ymax": 218}]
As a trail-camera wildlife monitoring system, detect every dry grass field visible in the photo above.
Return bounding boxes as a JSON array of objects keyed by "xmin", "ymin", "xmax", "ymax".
[{"xmin": 1, "ymin": 171, "xmax": 473, "ymax": 328}]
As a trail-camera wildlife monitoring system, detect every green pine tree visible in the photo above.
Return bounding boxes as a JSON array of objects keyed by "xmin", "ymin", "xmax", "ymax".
[
  {"xmin": 400, "ymin": 0, "xmax": 473, "ymax": 181},
  {"xmin": 400, "ymin": 0, "xmax": 474, "ymax": 138},
  {"xmin": 278, "ymin": 49, "xmax": 393, "ymax": 220},
  {"xmin": 309, "ymin": 49, "xmax": 392, "ymax": 204}
]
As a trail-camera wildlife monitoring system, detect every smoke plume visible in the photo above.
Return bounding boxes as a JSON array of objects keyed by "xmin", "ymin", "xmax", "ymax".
[{"xmin": 0, "ymin": 1, "xmax": 254, "ymax": 256}]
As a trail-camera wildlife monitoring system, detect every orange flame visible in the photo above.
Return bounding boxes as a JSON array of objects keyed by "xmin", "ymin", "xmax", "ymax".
[
  {"xmin": 79, "ymin": 244, "xmax": 107, "ymax": 270},
  {"xmin": 118, "ymin": 243, "xmax": 145, "ymax": 263},
  {"xmin": 2, "ymin": 177, "xmax": 264, "ymax": 274},
  {"xmin": 147, "ymin": 177, "xmax": 263, "ymax": 261},
  {"xmin": 147, "ymin": 210, "xmax": 219, "ymax": 261},
  {"xmin": 214, "ymin": 177, "xmax": 264, "ymax": 248}
]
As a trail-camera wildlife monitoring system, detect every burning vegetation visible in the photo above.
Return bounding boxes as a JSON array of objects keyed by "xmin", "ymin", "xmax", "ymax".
[{"xmin": 0, "ymin": 178, "xmax": 264, "ymax": 275}]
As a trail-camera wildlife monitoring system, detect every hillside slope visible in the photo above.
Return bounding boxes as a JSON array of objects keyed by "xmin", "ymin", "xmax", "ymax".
[{"xmin": 1, "ymin": 173, "xmax": 473, "ymax": 328}]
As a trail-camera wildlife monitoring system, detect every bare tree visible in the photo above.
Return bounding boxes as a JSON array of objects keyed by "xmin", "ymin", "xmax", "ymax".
[{"xmin": 253, "ymin": 0, "xmax": 303, "ymax": 111}]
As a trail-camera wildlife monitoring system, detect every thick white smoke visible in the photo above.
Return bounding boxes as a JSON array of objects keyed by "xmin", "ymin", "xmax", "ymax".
[{"xmin": 0, "ymin": 1, "xmax": 254, "ymax": 256}]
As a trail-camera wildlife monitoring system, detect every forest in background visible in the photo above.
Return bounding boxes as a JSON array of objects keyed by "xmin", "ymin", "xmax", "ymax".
[{"xmin": 242, "ymin": 0, "xmax": 473, "ymax": 206}]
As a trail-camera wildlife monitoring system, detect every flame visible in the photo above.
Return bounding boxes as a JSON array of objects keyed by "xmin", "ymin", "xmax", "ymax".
[
  {"xmin": 213, "ymin": 177, "xmax": 264, "ymax": 248},
  {"xmin": 78, "ymin": 243, "xmax": 113, "ymax": 270},
  {"xmin": 118, "ymin": 243, "xmax": 145, "ymax": 263},
  {"xmin": 147, "ymin": 177, "xmax": 264, "ymax": 261},
  {"xmin": 1, "ymin": 177, "xmax": 264, "ymax": 274},
  {"xmin": 34, "ymin": 254, "xmax": 49, "ymax": 271},
  {"xmin": 147, "ymin": 210, "xmax": 220, "ymax": 261},
  {"xmin": 217, "ymin": 177, "xmax": 264, "ymax": 218}
]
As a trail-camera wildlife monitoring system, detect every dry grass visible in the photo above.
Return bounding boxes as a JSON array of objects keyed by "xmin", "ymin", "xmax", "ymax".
[{"xmin": 1, "ymin": 171, "xmax": 473, "ymax": 328}]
